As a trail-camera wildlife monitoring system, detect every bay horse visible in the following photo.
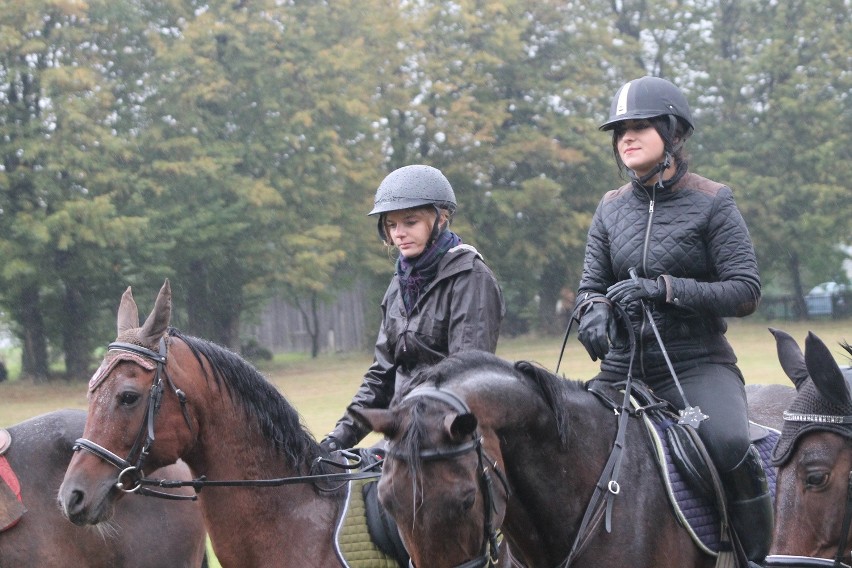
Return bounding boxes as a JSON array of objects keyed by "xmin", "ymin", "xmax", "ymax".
[
  {"xmin": 58, "ymin": 280, "xmax": 407, "ymax": 568},
  {"xmin": 763, "ymin": 328, "xmax": 852, "ymax": 568},
  {"xmin": 0, "ymin": 409, "xmax": 206, "ymax": 567},
  {"xmin": 357, "ymin": 349, "xmax": 792, "ymax": 568}
]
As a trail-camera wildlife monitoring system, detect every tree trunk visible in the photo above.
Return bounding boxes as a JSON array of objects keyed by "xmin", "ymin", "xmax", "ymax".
[
  {"xmin": 536, "ymin": 261, "xmax": 567, "ymax": 335},
  {"xmin": 61, "ymin": 282, "xmax": 93, "ymax": 380},
  {"xmin": 17, "ymin": 286, "xmax": 50, "ymax": 383},
  {"xmin": 788, "ymin": 252, "xmax": 809, "ymax": 320}
]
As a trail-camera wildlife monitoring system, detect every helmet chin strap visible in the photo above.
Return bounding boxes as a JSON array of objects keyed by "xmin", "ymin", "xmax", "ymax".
[
  {"xmin": 630, "ymin": 115, "xmax": 684, "ymax": 188},
  {"xmin": 631, "ymin": 150, "xmax": 672, "ymax": 188}
]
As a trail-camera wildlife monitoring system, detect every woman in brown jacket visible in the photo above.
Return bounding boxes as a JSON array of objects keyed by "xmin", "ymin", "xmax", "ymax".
[{"xmin": 322, "ymin": 164, "xmax": 505, "ymax": 452}]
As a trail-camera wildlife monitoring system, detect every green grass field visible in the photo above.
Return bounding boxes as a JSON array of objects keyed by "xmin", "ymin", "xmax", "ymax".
[
  {"xmin": 1, "ymin": 318, "xmax": 848, "ymax": 567},
  {"xmin": 2, "ymin": 318, "xmax": 849, "ymax": 431}
]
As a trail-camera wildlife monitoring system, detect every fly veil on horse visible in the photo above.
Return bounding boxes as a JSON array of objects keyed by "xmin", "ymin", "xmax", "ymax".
[
  {"xmin": 358, "ymin": 348, "xmax": 784, "ymax": 568},
  {"xmin": 0, "ymin": 409, "xmax": 206, "ymax": 567},
  {"xmin": 58, "ymin": 280, "xmax": 408, "ymax": 568},
  {"xmin": 764, "ymin": 329, "xmax": 852, "ymax": 568}
]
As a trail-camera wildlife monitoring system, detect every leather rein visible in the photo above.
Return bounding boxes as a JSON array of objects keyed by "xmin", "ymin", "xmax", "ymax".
[
  {"xmin": 389, "ymin": 386, "xmax": 510, "ymax": 568},
  {"xmin": 73, "ymin": 338, "xmax": 379, "ymax": 500}
]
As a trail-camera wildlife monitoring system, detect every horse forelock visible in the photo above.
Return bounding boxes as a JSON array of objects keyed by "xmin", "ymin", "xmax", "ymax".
[
  {"xmin": 168, "ymin": 329, "xmax": 315, "ymax": 468},
  {"xmin": 396, "ymin": 400, "xmax": 433, "ymax": 477}
]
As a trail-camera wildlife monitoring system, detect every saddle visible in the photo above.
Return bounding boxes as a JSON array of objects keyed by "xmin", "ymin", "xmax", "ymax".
[
  {"xmin": 0, "ymin": 428, "xmax": 27, "ymax": 532},
  {"xmin": 587, "ymin": 380, "xmax": 779, "ymax": 564},
  {"xmin": 333, "ymin": 448, "xmax": 408, "ymax": 568}
]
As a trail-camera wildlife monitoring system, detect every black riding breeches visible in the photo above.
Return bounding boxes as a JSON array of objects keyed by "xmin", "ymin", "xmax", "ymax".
[{"xmin": 593, "ymin": 363, "xmax": 750, "ymax": 473}]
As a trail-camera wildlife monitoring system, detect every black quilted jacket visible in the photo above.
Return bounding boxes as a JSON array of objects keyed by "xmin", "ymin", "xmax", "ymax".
[{"xmin": 577, "ymin": 171, "xmax": 761, "ymax": 377}]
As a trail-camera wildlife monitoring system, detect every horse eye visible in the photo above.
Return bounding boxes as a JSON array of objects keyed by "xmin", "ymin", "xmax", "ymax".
[
  {"xmin": 805, "ymin": 471, "xmax": 829, "ymax": 489},
  {"xmin": 461, "ymin": 491, "xmax": 476, "ymax": 512},
  {"xmin": 119, "ymin": 392, "xmax": 141, "ymax": 406}
]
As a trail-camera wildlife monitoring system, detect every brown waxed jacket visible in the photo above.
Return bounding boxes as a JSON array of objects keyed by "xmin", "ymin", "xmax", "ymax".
[{"xmin": 329, "ymin": 244, "xmax": 505, "ymax": 447}]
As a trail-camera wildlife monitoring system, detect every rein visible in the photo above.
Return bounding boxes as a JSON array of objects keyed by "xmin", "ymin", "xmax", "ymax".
[
  {"xmin": 392, "ymin": 386, "xmax": 509, "ymax": 568},
  {"xmin": 555, "ymin": 300, "xmax": 638, "ymax": 567},
  {"xmin": 73, "ymin": 338, "xmax": 380, "ymax": 500}
]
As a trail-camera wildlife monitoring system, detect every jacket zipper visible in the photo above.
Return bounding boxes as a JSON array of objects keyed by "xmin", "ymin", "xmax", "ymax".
[{"xmin": 638, "ymin": 185, "xmax": 657, "ymax": 374}]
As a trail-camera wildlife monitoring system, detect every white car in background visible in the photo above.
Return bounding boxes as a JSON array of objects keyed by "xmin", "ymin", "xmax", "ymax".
[{"xmin": 805, "ymin": 281, "xmax": 848, "ymax": 316}]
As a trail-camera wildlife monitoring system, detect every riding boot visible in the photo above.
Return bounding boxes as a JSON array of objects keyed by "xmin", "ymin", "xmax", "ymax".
[{"xmin": 721, "ymin": 445, "xmax": 774, "ymax": 566}]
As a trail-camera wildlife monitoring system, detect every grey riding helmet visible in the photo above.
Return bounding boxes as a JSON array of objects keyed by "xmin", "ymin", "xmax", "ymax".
[
  {"xmin": 599, "ymin": 76, "xmax": 694, "ymax": 134},
  {"xmin": 370, "ymin": 165, "xmax": 457, "ymax": 242}
]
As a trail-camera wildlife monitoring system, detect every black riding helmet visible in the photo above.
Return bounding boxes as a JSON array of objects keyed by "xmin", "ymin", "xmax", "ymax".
[
  {"xmin": 600, "ymin": 76, "xmax": 695, "ymax": 186},
  {"xmin": 369, "ymin": 165, "xmax": 457, "ymax": 244},
  {"xmin": 599, "ymin": 76, "xmax": 694, "ymax": 133}
]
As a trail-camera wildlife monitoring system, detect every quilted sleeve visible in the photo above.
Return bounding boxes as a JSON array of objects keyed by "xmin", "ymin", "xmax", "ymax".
[{"xmin": 662, "ymin": 186, "xmax": 761, "ymax": 317}]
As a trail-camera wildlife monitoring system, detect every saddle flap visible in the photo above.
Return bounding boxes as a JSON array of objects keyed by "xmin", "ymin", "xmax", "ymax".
[
  {"xmin": 0, "ymin": 429, "xmax": 10, "ymax": 456},
  {"xmin": 0, "ymin": 475, "xmax": 26, "ymax": 531},
  {"xmin": 666, "ymin": 423, "xmax": 716, "ymax": 502},
  {"xmin": 363, "ymin": 480, "xmax": 408, "ymax": 566}
]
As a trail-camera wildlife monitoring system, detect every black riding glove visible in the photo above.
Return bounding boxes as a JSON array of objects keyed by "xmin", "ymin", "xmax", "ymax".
[
  {"xmin": 320, "ymin": 435, "xmax": 344, "ymax": 453},
  {"xmin": 607, "ymin": 276, "xmax": 666, "ymax": 306},
  {"xmin": 577, "ymin": 302, "xmax": 617, "ymax": 362}
]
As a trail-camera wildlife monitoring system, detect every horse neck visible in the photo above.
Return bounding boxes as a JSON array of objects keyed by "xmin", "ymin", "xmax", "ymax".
[
  {"xmin": 490, "ymin": 384, "xmax": 621, "ymax": 566},
  {"xmin": 172, "ymin": 357, "xmax": 342, "ymax": 566}
]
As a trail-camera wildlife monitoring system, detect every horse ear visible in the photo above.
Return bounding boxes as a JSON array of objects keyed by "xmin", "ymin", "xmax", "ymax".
[
  {"xmin": 444, "ymin": 413, "xmax": 477, "ymax": 442},
  {"xmin": 805, "ymin": 331, "xmax": 852, "ymax": 407},
  {"xmin": 352, "ymin": 408, "xmax": 399, "ymax": 438},
  {"xmin": 117, "ymin": 287, "xmax": 139, "ymax": 335},
  {"xmin": 770, "ymin": 327, "xmax": 810, "ymax": 390},
  {"xmin": 138, "ymin": 279, "xmax": 172, "ymax": 347}
]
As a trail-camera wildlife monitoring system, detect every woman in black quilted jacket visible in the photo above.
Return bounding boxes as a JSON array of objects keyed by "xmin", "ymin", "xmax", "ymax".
[
  {"xmin": 320, "ymin": 165, "xmax": 505, "ymax": 453},
  {"xmin": 574, "ymin": 76, "xmax": 771, "ymax": 566}
]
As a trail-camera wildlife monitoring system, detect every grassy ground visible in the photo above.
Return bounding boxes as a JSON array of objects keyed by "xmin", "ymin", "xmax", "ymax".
[
  {"xmin": 2, "ymin": 318, "xmax": 849, "ymax": 431},
  {"xmin": 0, "ymin": 318, "xmax": 848, "ymax": 567}
]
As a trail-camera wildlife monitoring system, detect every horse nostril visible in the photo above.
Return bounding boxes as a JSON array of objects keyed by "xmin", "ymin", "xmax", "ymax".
[{"xmin": 64, "ymin": 488, "xmax": 86, "ymax": 516}]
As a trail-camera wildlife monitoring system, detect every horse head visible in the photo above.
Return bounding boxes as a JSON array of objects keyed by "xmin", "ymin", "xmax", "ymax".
[
  {"xmin": 767, "ymin": 328, "xmax": 852, "ymax": 567},
  {"xmin": 60, "ymin": 279, "xmax": 197, "ymax": 526},
  {"xmin": 355, "ymin": 365, "xmax": 510, "ymax": 568}
]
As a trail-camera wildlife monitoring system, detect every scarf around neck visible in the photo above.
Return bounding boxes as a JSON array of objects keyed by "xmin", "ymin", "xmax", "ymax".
[{"xmin": 396, "ymin": 229, "xmax": 462, "ymax": 313}]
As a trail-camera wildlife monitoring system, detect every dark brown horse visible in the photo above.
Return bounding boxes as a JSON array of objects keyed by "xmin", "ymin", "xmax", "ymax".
[
  {"xmin": 58, "ymin": 281, "xmax": 405, "ymax": 568},
  {"xmin": 358, "ymin": 349, "xmax": 762, "ymax": 568},
  {"xmin": 358, "ymin": 348, "xmax": 794, "ymax": 568},
  {"xmin": 0, "ymin": 409, "xmax": 206, "ymax": 567},
  {"xmin": 764, "ymin": 329, "xmax": 852, "ymax": 568}
]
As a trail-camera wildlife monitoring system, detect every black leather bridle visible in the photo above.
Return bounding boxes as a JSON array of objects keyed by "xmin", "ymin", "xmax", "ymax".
[
  {"xmin": 73, "ymin": 338, "xmax": 196, "ymax": 500},
  {"xmin": 765, "ymin": 410, "xmax": 852, "ymax": 568},
  {"xmin": 388, "ymin": 386, "xmax": 509, "ymax": 568}
]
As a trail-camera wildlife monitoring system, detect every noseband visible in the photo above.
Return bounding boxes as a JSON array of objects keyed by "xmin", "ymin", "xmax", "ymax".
[
  {"xmin": 73, "ymin": 338, "xmax": 194, "ymax": 500},
  {"xmin": 765, "ymin": 410, "xmax": 852, "ymax": 568},
  {"xmin": 389, "ymin": 386, "xmax": 509, "ymax": 568}
]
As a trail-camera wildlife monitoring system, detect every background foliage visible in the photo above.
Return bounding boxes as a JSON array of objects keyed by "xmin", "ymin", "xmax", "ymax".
[{"xmin": 1, "ymin": 0, "xmax": 849, "ymax": 381}]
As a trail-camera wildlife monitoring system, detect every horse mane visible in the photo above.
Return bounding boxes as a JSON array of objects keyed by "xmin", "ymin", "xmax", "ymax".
[
  {"xmin": 422, "ymin": 350, "xmax": 577, "ymax": 448},
  {"xmin": 394, "ymin": 351, "xmax": 582, "ymax": 489},
  {"xmin": 168, "ymin": 328, "xmax": 317, "ymax": 469},
  {"xmin": 512, "ymin": 360, "xmax": 577, "ymax": 448}
]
